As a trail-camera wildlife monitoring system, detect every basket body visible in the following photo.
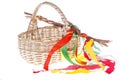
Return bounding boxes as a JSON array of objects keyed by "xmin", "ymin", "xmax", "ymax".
[{"xmin": 18, "ymin": 26, "xmax": 75, "ymax": 65}]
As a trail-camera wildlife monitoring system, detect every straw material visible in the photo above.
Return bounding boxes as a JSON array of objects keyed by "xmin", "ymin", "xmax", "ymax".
[{"xmin": 18, "ymin": 2, "xmax": 77, "ymax": 65}]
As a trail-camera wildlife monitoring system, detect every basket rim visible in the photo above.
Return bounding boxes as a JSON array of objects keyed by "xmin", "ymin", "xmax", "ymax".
[
  {"xmin": 18, "ymin": 25, "xmax": 65, "ymax": 43},
  {"xmin": 18, "ymin": 25, "xmax": 63, "ymax": 37}
]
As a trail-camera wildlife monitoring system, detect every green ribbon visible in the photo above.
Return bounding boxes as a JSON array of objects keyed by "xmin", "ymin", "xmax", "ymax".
[
  {"xmin": 93, "ymin": 44, "xmax": 101, "ymax": 54},
  {"xmin": 93, "ymin": 51, "xmax": 100, "ymax": 54},
  {"xmin": 60, "ymin": 32, "xmax": 78, "ymax": 64},
  {"xmin": 61, "ymin": 45, "xmax": 76, "ymax": 64},
  {"xmin": 93, "ymin": 44, "xmax": 101, "ymax": 52}
]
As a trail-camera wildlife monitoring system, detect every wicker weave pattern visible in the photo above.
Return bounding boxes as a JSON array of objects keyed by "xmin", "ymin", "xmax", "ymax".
[{"xmin": 18, "ymin": 2, "xmax": 77, "ymax": 65}]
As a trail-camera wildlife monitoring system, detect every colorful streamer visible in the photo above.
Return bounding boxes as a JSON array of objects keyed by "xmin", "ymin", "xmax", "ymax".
[{"xmin": 33, "ymin": 26, "xmax": 115, "ymax": 74}]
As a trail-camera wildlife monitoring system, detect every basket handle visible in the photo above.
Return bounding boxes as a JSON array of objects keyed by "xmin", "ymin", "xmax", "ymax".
[
  {"xmin": 25, "ymin": 12, "xmax": 81, "ymax": 36},
  {"xmin": 28, "ymin": 1, "xmax": 69, "ymax": 31}
]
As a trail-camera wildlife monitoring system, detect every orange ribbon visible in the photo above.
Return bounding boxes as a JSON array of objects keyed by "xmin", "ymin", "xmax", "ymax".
[{"xmin": 44, "ymin": 30, "xmax": 74, "ymax": 70}]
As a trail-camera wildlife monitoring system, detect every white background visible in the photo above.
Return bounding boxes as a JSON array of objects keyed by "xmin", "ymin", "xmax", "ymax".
[{"xmin": 0, "ymin": 0, "xmax": 120, "ymax": 80}]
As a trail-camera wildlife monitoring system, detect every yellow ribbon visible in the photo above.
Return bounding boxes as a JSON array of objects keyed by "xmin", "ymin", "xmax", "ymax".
[
  {"xmin": 85, "ymin": 39, "xmax": 105, "ymax": 70},
  {"xmin": 51, "ymin": 69, "xmax": 90, "ymax": 74},
  {"xmin": 66, "ymin": 69, "xmax": 90, "ymax": 74},
  {"xmin": 75, "ymin": 55, "xmax": 88, "ymax": 65}
]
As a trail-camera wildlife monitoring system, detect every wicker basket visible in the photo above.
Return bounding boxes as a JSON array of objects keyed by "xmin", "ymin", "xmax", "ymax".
[{"xmin": 18, "ymin": 1, "xmax": 77, "ymax": 65}]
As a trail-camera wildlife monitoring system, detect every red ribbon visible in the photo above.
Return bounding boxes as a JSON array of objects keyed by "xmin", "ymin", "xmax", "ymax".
[
  {"xmin": 43, "ymin": 30, "xmax": 74, "ymax": 70},
  {"xmin": 84, "ymin": 51, "xmax": 91, "ymax": 61},
  {"xmin": 99, "ymin": 59, "xmax": 115, "ymax": 74}
]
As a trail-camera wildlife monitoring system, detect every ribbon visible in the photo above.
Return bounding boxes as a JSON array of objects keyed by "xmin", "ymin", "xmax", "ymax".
[
  {"xmin": 44, "ymin": 30, "xmax": 74, "ymax": 70},
  {"xmin": 60, "ymin": 33, "xmax": 79, "ymax": 64},
  {"xmin": 60, "ymin": 45, "xmax": 76, "ymax": 64},
  {"xmin": 84, "ymin": 39, "xmax": 105, "ymax": 70},
  {"xmin": 84, "ymin": 51, "xmax": 91, "ymax": 61},
  {"xmin": 99, "ymin": 58, "xmax": 115, "ymax": 74}
]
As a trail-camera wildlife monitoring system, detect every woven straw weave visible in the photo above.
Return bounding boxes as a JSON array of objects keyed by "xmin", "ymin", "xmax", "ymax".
[{"xmin": 18, "ymin": 1, "xmax": 77, "ymax": 65}]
